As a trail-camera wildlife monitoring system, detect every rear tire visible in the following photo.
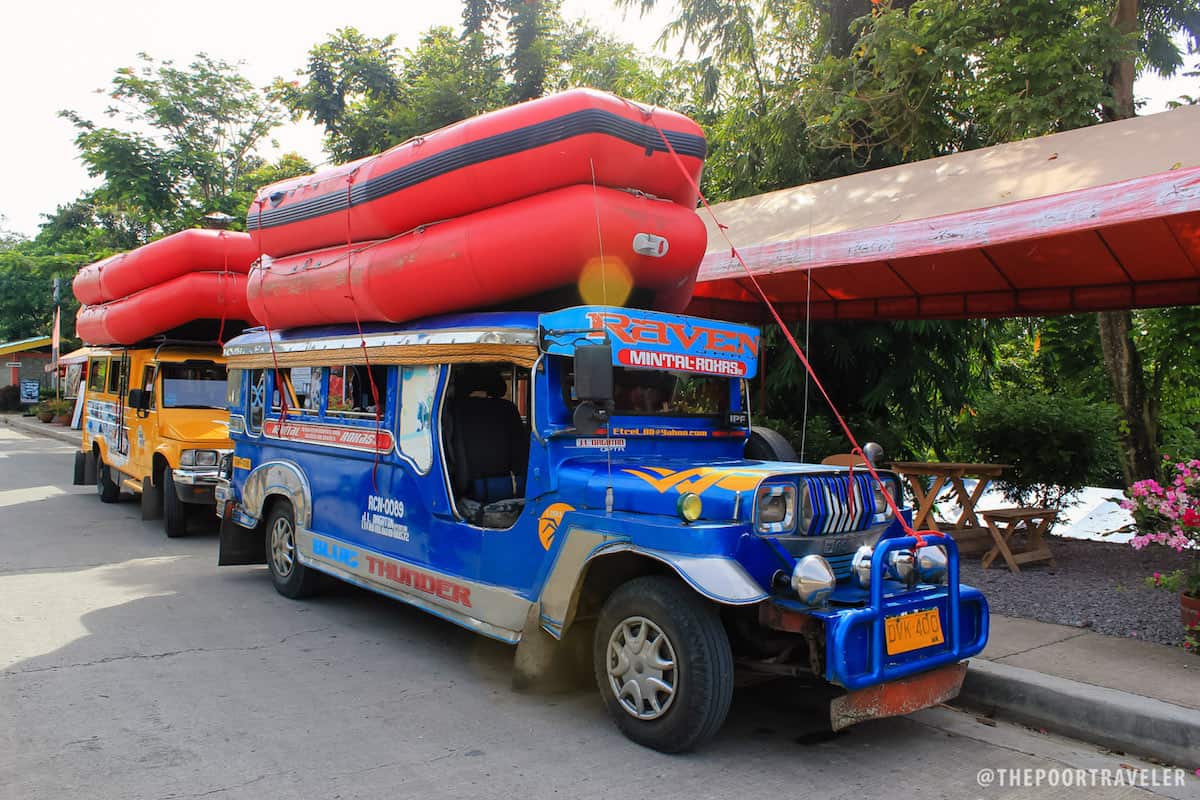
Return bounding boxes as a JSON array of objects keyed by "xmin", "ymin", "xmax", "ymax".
[
  {"xmin": 141, "ymin": 475, "xmax": 163, "ymax": 521},
  {"xmin": 162, "ymin": 468, "xmax": 188, "ymax": 538},
  {"xmin": 593, "ymin": 575, "xmax": 734, "ymax": 753},
  {"xmin": 96, "ymin": 460, "xmax": 120, "ymax": 503},
  {"xmin": 266, "ymin": 501, "xmax": 320, "ymax": 599}
]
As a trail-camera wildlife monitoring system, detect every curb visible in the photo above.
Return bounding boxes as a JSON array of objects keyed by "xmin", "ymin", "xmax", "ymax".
[
  {"xmin": 1, "ymin": 415, "xmax": 80, "ymax": 446},
  {"xmin": 958, "ymin": 658, "xmax": 1200, "ymax": 768}
]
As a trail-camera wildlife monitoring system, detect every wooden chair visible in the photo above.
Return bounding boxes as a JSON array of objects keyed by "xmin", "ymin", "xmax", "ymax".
[
  {"xmin": 821, "ymin": 453, "xmax": 869, "ymax": 467},
  {"xmin": 981, "ymin": 508, "xmax": 1058, "ymax": 573}
]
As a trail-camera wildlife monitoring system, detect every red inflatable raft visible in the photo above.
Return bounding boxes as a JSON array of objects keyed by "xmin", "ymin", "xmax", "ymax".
[
  {"xmin": 247, "ymin": 185, "xmax": 707, "ymax": 328},
  {"xmin": 73, "ymin": 229, "xmax": 258, "ymax": 306},
  {"xmin": 75, "ymin": 272, "xmax": 255, "ymax": 346},
  {"xmin": 246, "ymin": 89, "xmax": 707, "ymax": 258}
]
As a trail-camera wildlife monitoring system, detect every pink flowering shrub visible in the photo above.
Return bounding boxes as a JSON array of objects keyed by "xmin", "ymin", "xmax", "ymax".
[{"xmin": 1122, "ymin": 458, "xmax": 1200, "ymax": 598}]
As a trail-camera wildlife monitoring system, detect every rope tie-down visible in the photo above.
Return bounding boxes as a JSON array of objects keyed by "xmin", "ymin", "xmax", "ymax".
[{"xmin": 642, "ymin": 106, "xmax": 940, "ymax": 550}]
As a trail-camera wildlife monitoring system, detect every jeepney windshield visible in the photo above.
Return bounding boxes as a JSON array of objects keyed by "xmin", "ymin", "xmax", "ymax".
[
  {"xmin": 161, "ymin": 362, "xmax": 227, "ymax": 409},
  {"xmin": 562, "ymin": 360, "xmax": 731, "ymax": 417}
]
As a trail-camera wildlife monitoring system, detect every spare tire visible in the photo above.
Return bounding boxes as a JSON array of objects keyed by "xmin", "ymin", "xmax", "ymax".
[{"xmin": 745, "ymin": 426, "xmax": 798, "ymax": 462}]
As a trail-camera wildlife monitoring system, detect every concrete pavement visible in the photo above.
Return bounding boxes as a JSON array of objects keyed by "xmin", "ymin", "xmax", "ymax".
[{"xmin": 2, "ymin": 427, "xmax": 1198, "ymax": 800}]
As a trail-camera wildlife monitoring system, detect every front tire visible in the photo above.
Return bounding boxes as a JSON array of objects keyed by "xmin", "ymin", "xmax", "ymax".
[
  {"xmin": 162, "ymin": 468, "xmax": 188, "ymax": 538},
  {"xmin": 96, "ymin": 460, "xmax": 120, "ymax": 503},
  {"xmin": 593, "ymin": 575, "xmax": 734, "ymax": 753},
  {"xmin": 266, "ymin": 501, "xmax": 320, "ymax": 599}
]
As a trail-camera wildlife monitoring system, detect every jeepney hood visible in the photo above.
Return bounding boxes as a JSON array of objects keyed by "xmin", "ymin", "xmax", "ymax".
[
  {"xmin": 157, "ymin": 410, "xmax": 230, "ymax": 445},
  {"xmin": 554, "ymin": 456, "xmax": 852, "ymax": 521}
]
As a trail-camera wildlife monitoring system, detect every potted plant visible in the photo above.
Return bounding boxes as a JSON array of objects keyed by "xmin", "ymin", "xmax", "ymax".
[
  {"xmin": 48, "ymin": 399, "xmax": 73, "ymax": 425},
  {"xmin": 1123, "ymin": 458, "xmax": 1200, "ymax": 638},
  {"xmin": 36, "ymin": 402, "xmax": 55, "ymax": 423}
]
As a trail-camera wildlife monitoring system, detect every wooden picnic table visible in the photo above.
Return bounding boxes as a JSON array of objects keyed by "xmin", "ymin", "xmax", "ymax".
[{"xmin": 886, "ymin": 461, "xmax": 1010, "ymax": 535}]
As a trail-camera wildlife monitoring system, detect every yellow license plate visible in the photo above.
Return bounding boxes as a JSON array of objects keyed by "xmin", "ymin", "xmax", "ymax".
[{"xmin": 885, "ymin": 608, "xmax": 944, "ymax": 655}]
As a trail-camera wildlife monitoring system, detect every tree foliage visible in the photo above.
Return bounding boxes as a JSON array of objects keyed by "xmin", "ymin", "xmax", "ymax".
[{"xmin": 61, "ymin": 53, "xmax": 288, "ymax": 235}]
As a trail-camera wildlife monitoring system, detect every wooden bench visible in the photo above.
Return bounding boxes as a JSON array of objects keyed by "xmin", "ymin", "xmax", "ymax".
[{"xmin": 981, "ymin": 507, "xmax": 1058, "ymax": 573}]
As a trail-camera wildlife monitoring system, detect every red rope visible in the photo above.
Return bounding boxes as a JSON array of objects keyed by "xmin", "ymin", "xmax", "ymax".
[
  {"xmin": 216, "ymin": 230, "xmax": 229, "ymax": 347},
  {"xmin": 254, "ymin": 199, "xmax": 288, "ymax": 427},
  {"xmin": 342, "ymin": 169, "xmax": 383, "ymax": 492},
  {"xmin": 644, "ymin": 109, "xmax": 933, "ymax": 548}
]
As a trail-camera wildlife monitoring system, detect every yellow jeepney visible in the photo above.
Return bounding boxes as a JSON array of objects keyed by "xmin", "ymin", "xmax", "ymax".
[{"xmin": 74, "ymin": 344, "xmax": 231, "ymax": 537}]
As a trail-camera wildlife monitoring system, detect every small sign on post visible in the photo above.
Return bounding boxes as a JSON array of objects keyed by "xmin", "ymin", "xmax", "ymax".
[{"xmin": 19, "ymin": 380, "xmax": 40, "ymax": 405}]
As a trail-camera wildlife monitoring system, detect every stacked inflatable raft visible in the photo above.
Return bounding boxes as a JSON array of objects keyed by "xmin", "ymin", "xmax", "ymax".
[
  {"xmin": 73, "ymin": 229, "xmax": 259, "ymax": 345},
  {"xmin": 245, "ymin": 88, "xmax": 710, "ymax": 327}
]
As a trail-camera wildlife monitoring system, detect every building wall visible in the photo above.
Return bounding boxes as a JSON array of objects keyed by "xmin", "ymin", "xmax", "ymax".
[{"xmin": 3, "ymin": 352, "xmax": 52, "ymax": 390}]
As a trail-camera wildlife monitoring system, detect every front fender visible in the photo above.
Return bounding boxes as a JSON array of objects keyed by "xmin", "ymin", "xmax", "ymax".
[
  {"xmin": 238, "ymin": 459, "xmax": 313, "ymax": 529},
  {"xmin": 537, "ymin": 527, "xmax": 767, "ymax": 638}
]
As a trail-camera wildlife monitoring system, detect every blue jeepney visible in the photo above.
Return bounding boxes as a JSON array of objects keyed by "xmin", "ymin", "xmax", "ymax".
[{"xmin": 215, "ymin": 305, "xmax": 988, "ymax": 752}]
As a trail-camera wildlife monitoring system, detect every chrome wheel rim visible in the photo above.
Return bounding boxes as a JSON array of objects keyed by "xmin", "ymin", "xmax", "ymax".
[
  {"xmin": 270, "ymin": 515, "xmax": 296, "ymax": 578},
  {"xmin": 606, "ymin": 616, "xmax": 678, "ymax": 720}
]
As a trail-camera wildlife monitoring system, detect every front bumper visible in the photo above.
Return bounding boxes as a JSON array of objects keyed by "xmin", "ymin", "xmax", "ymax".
[
  {"xmin": 172, "ymin": 467, "xmax": 221, "ymax": 505},
  {"xmin": 768, "ymin": 535, "xmax": 988, "ymax": 692}
]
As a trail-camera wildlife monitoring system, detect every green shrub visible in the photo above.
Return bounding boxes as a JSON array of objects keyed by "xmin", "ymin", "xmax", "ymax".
[{"xmin": 955, "ymin": 392, "xmax": 1122, "ymax": 507}]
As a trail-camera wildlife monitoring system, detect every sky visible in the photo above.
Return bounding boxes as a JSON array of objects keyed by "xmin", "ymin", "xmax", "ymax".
[{"xmin": 0, "ymin": 1, "xmax": 1195, "ymax": 239}]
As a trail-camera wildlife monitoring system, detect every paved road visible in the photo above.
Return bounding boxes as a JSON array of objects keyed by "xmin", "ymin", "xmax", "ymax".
[{"xmin": 2, "ymin": 427, "xmax": 1197, "ymax": 800}]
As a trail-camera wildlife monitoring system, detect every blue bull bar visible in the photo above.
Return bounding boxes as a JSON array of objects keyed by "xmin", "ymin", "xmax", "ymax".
[{"xmin": 820, "ymin": 534, "xmax": 989, "ymax": 691}]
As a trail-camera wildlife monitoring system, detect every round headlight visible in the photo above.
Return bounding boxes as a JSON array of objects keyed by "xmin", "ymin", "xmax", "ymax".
[
  {"xmin": 851, "ymin": 545, "xmax": 874, "ymax": 589},
  {"xmin": 791, "ymin": 555, "xmax": 835, "ymax": 606},
  {"xmin": 916, "ymin": 545, "xmax": 948, "ymax": 583},
  {"xmin": 677, "ymin": 492, "xmax": 702, "ymax": 523},
  {"xmin": 872, "ymin": 481, "xmax": 894, "ymax": 518},
  {"xmin": 887, "ymin": 549, "xmax": 916, "ymax": 583}
]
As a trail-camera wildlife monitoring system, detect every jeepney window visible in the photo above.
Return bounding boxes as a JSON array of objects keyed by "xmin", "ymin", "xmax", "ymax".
[
  {"xmin": 107, "ymin": 358, "xmax": 125, "ymax": 394},
  {"xmin": 270, "ymin": 369, "xmax": 296, "ymax": 411},
  {"xmin": 398, "ymin": 365, "xmax": 438, "ymax": 473},
  {"xmin": 226, "ymin": 368, "xmax": 244, "ymax": 409},
  {"xmin": 248, "ymin": 369, "xmax": 266, "ymax": 434},
  {"xmin": 268, "ymin": 367, "xmax": 321, "ymax": 414},
  {"xmin": 326, "ymin": 365, "xmax": 388, "ymax": 417},
  {"xmin": 162, "ymin": 362, "xmax": 226, "ymax": 409},
  {"xmin": 140, "ymin": 366, "xmax": 156, "ymax": 410},
  {"xmin": 87, "ymin": 359, "xmax": 108, "ymax": 393},
  {"xmin": 559, "ymin": 358, "xmax": 731, "ymax": 417}
]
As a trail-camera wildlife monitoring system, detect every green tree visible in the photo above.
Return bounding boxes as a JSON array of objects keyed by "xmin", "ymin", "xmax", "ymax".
[
  {"xmin": 277, "ymin": 26, "xmax": 506, "ymax": 162},
  {"xmin": 61, "ymin": 53, "xmax": 284, "ymax": 237},
  {"xmin": 278, "ymin": 14, "xmax": 688, "ymax": 163}
]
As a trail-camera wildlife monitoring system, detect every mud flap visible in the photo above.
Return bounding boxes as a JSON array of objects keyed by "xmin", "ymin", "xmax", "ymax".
[
  {"xmin": 830, "ymin": 662, "xmax": 967, "ymax": 731},
  {"xmin": 217, "ymin": 507, "xmax": 266, "ymax": 566},
  {"xmin": 512, "ymin": 605, "xmax": 593, "ymax": 694}
]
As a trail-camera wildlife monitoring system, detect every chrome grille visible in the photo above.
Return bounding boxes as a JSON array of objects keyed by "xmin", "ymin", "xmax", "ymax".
[{"xmin": 802, "ymin": 474, "xmax": 878, "ymax": 535}]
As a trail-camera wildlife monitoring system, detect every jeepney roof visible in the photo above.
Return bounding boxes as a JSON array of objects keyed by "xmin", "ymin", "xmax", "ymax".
[
  {"xmin": 82, "ymin": 345, "xmax": 225, "ymax": 363},
  {"xmin": 222, "ymin": 311, "xmax": 542, "ymax": 369}
]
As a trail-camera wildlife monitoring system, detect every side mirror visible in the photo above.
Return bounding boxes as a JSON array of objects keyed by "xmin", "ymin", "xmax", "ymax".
[
  {"xmin": 573, "ymin": 401, "xmax": 610, "ymax": 436},
  {"xmin": 128, "ymin": 388, "xmax": 150, "ymax": 412},
  {"xmin": 863, "ymin": 442, "xmax": 885, "ymax": 465},
  {"xmin": 574, "ymin": 342, "xmax": 613, "ymax": 403}
]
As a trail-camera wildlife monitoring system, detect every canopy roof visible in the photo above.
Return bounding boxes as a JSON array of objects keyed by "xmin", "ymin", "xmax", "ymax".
[
  {"xmin": 689, "ymin": 106, "xmax": 1200, "ymax": 322},
  {"xmin": 0, "ymin": 336, "xmax": 51, "ymax": 358}
]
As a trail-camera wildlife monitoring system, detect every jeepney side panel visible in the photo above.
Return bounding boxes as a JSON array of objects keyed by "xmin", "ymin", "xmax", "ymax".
[{"xmin": 82, "ymin": 353, "xmax": 128, "ymax": 469}]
